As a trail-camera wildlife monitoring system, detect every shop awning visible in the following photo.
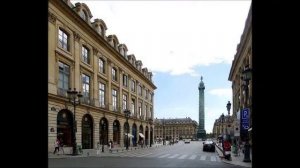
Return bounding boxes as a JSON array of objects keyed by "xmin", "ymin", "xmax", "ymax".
[
  {"xmin": 139, "ymin": 133, "xmax": 145, "ymax": 138},
  {"xmin": 124, "ymin": 133, "xmax": 134, "ymax": 138}
]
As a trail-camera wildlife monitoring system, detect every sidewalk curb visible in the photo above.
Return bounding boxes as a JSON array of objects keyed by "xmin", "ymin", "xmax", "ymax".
[
  {"xmin": 49, "ymin": 144, "xmax": 165, "ymax": 159},
  {"xmin": 215, "ymin": 145, "xmax": 251, "ymax": 168}
]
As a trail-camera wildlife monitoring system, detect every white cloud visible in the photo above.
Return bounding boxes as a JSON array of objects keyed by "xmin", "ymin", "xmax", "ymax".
[
  {"xmin": 71, "ymin": 0, "xmax": 251, "ymax": 76},
  {"xmin": 208, "ymin": 88, "xmax": 232, "ymax": 98}
]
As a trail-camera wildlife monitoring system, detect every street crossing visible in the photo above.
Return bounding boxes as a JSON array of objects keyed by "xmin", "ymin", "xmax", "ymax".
[{"xmin": 114, "ymin": 151, "xmax": 221, "ymax": 162}]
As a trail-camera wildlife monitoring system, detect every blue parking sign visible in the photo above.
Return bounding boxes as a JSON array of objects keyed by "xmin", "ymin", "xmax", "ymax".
[
  {"xmin": 240, "ymin": 108, "xmax": 250, "ymax": 137},
  {"xmin": 242, "ymin": 108, "xmax": 250, "ymax": 119}
]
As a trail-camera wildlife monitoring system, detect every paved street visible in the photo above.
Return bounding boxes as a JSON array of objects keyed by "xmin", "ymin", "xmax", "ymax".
[{"xmin": 49, "ymin": 141, "xmax": 244, "ymax": 168}]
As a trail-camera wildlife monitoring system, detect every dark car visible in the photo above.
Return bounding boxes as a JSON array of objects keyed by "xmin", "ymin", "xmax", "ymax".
[{"xmin": 203, "ymin": 140, "xmax": 215, "ymax": 152}]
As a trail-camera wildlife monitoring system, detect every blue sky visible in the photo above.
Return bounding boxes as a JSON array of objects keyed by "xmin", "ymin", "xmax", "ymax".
[
  {"xmin": 153, "ymin": 64, "xmax": 232, "ymax": 133},
  {"xmin": 72, "ymin": 0, "xmax": 251, "ymax": 133}
]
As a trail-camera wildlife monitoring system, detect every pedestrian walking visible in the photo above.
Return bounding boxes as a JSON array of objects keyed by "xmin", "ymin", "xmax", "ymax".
[
  {"xmin": 96, "ymin": 142, "xmax": 101, "ymax": 155},
  {"xmin": 53, "ymin": 138, "xmax": 60, "ymax": 154},
  {"xmin": 109, "ymin": 139, "xmax": 113, "ymax": 152}
]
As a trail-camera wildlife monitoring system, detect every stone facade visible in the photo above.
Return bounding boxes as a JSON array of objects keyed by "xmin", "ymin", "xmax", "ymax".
[
  {"xmin": 48, "ymin": 0, "xmax": 156, "ymax": 152},
  {"xmin": 154, "ymin": 118, "xmax": 198, "ymax": 141},
  {"xmin": 227, "ymin": 4, "xmax": 252, "ymax": 142}
]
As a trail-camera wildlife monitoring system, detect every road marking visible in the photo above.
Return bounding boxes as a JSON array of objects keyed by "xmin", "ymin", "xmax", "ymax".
[
  {"xmin": 200, "ymin": 155, "xmax": 206, "ymax": 160},
  {"xmin": 146, "ymin": 153, "xmax": 164, "ymax": 158},
  {"xmin": 178, "ymin": 154, "xmax": 188, "ymax": 159},
  {"xmin": 158, "ymin": 154, "xmax": 171, "ymax": 158},
  {"xmin": 136, "ymin": 153, "xmax": 153, "ymax": 157},
  {"xmin": 210, "ymin": 156, "xmax": 217, "ymax": 162},
  {"xmin": 168, "ymin": 154, "xmax": 180, "ymax": 158},
  {"xmin": 188, "ymin": 154, "xmax": 197, "ymax": 160}
]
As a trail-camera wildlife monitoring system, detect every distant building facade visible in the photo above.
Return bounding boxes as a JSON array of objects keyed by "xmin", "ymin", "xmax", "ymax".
[
  {"xmin": 154, "ymin": 118, "xmax": 198, "ymax": 141},
  {"xmin": 212, "ymin": 114, "xmax": 234, "ymax": 139},
  {"xmin": 48, "ymin": 0, "xmax": 156, "ymax": 152}
]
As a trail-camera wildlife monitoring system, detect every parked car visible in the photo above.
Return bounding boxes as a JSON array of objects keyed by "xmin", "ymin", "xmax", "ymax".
[{"xmin": 203, "ymin": 140, "xmax": 215, "ymax": 152}]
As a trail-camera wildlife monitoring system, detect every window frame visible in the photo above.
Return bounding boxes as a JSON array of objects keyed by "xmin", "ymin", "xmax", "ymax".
[
  {"xmin": 58, "ymin": 61, "xmax": 70, "ymax": 91},
  {"xmin": 123, "ymin": 74, "xmax": 128, "ymax": 87},
  {"xmin": 112, "ymin": 89, "xmax": 118, "ymax": 111},
  {"xmin": 112, "ymin": 67, "xmax": 117, "ymax": 81},
  {"xmin": 131, "ymin": 80, "xmax": 135, "ymax": 92},
  {"xmin": 82, "ymin": 73, "xmax": 90, "ymax": 99},
  {"xmin": 122, "ymin": 94, "xmax": 127, "ymax": 110},
  {"xmin": 99, "ymin": 82, "xmax": 105, "ymax": 107},
  {"xmin": 99, "ymin": 58, "xmax": 105, "ymax": 74},
  {"xmin": 58, "ymin": 28, "xmax": 69, "ymax": 51},
  {"xmin": 81, "ymin": 46, "xmax": 90, "ymax": 64}
]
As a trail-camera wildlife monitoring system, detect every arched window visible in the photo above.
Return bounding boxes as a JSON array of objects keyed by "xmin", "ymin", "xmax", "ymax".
[
  {"xmin": 100, "ymin": 118, "xmax": 108, "ymax": 145},
  {"xmin": 82, "ymin": 114, "xmax": 93, "ymax": 149},
  {"xmin": 57, "ymin": 109, "xmax": 73, "ymax": 147},
  {"xmin": 113, "ymin": 120, "xmax": 120, "ymax": 144}
]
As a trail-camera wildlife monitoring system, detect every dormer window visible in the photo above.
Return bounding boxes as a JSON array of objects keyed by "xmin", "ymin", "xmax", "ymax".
[
  {"xmin": 96, "ymin": 25, "xmax": 101, "ymax": 34},
  {"xmin": 113, "ymin": 40, "xmax": 117, "ymax": 49},
  {"xmin": 80, "ymin": 10, "xmax": 87, "ymax": 21},
  {"xmin": 100, "ymin": 25, "xmax": 105, "ymax": 36}
]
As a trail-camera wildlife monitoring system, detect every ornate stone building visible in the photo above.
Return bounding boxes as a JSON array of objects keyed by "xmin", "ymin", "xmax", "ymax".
[
  {"xmin": 212, "ymin": 114, "xmax": 234, "ymax": 140},
  {"xmin": 228, "ymin": 4, "xmax": 252, "ymax": 143},
  {"xmin": 154, "ymin": 118, "xmax": 198, "ymax": 141},
  {"xmin": 48, "ymin": 0, "xmax": 156, "ymax": 153}
]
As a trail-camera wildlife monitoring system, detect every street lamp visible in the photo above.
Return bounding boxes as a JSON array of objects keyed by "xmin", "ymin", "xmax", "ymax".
[
  {"xmin": 221, "ymin": 113, "xmax": 225, "ymax": 155},
  {"xmin": 101, "ymin": 120, "xmax": 106, "ymax": 152},
  {"xmin": 67, "ymin": 88, "xmax": 83, "ymax": 156},
  {"xmin": 124, "ymin": 109, "xmax": 131, "ymax": 150},
  {"xmin": 162, "ymin": 119, "xmax": 166, "ymax": 145},
  {"xmin": 226, "ymin": 101, "xmax": 231, "ymax": 116},
  {"xmin": 148, "ymin": 118, "xmax": 153, "ymax": 147},
  {"xmin": 226, "ymin": 101, "xmax": 232, "ymax": 142},
  {"xmin": 242, "ymin": 64, "xmax": 252, "ymax": 162}
]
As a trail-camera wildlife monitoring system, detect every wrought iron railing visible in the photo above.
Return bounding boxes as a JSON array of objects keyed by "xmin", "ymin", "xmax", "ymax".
[{"xmin": 57, "ymin": 88, "xmax": 68, "ymax": 98}]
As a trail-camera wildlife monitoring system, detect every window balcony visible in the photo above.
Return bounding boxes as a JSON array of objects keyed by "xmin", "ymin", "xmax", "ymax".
[
  {"xmin": 82, "ymin": 97, "xmax": 92, "ymax": 105},
  {"xmin": 57, "ymin": 88, "xmax": 68, "ymax": 98}
]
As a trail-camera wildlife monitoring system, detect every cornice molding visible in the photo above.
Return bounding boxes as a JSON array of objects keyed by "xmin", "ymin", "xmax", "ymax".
[
  {"xmin": 48, "ymin": 11, "xmax": 57, "ymax": 24},
  {"xmin": 73, "ymin": 31, "xmax": 81, "ymax": 42}
]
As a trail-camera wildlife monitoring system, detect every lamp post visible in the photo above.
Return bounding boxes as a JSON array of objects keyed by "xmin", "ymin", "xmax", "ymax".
[
  {"xmin": 101, "ymin": 120, "xmax": 106, "ymax": 152},
  {"xmin": 67, "ymin": 88, "xmax": 83, "ymax": 156},
  {"xmin": 226, "ymin": 101, "xmax": 232, "ymax": 142},
  {"xmin": 221, "ymin": 113, "xmax": 225, "ymax": 155},
  {"xmin": 149, "ymin": 118, "xmax": 153, "ymax": 147},
  {"xmin": 162, "ymin": 119, "xmax": 166, "ymax": 145},
  {"xmin": 242, "ymin": 64, "xmax": 252, "ymax": 162},
  {"xmin": 124, "ymin": 109, "xmax": 131, "ymax": 150}
]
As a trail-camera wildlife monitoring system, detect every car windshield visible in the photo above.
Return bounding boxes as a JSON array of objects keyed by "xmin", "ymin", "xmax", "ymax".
[{"xmin": 204, "ymin": 141, "xmax": 213, "ymax": 144}]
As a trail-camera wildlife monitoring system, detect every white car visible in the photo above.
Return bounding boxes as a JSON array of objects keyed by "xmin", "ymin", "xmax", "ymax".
[{"xmin": 184, "ymin": 139, "xmax": 191, "ymax": 143}]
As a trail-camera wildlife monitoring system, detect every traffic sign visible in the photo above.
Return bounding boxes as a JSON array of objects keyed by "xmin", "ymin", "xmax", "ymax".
[
  {"xmin": 240, "ymin": 108, "xmax": 250, "ymax": 139},
  {"xmin": 242, "ymin": 108, "xmax": 250, "ymax": 119}
]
